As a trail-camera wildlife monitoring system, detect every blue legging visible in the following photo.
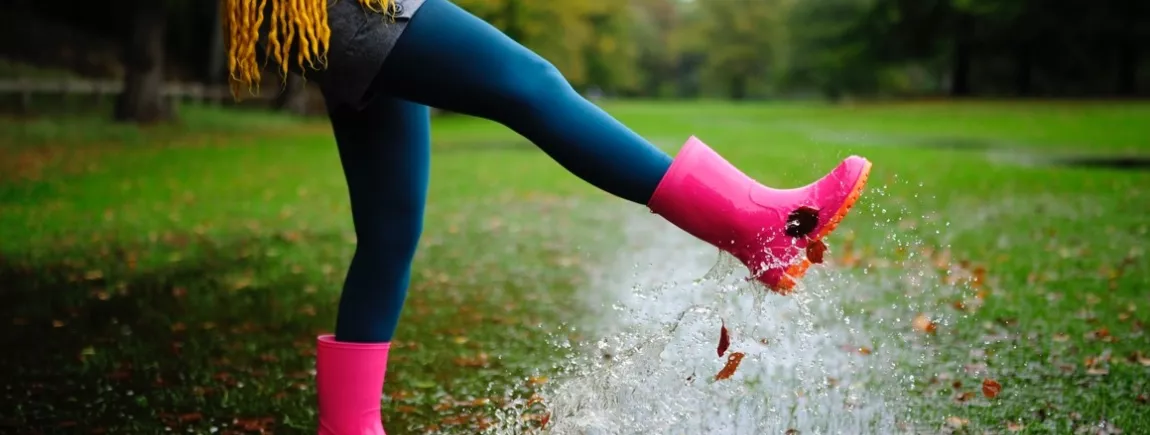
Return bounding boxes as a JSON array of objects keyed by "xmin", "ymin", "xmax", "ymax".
[{"xmin": 330, "ymin": 0, "xmax": 673, "ymax": 343}]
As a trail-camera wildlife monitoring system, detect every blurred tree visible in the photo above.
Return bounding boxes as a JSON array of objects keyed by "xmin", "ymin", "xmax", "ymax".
[
  {"xmin": 583, "ymin": 2, "xmax": 640, "ymax": 95},
  {"xmin": 115, "ymin": 0, "xmax": 171, "ymax": 123},
  {"xmin": 629, "ymin": 0, "xmax": 683, "ymax": 97},
  {"xmin": 452, "ymin": 0, "xmax": 637, "ymax": 91},
  {"xmin": 784, "ymin": 0, "xmax": 882, "ymax": 99},
  {"xmin": 690, "ymin": 0, "xmax": 793, "ymax": 99}
]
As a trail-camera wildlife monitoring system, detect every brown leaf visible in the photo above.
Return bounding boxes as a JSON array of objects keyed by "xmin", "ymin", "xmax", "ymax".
[
  {"xmin": 179, "ymin": 413, "xmax": 202, "ymax": 423},
  {"xmin": 233, "ymin": 417, "xmax": 275, "ymax": 431},
  {"xmin": 954, "ymin": 391, "xmax": 976, "ymax": 403},
  {"xmin": 527, "ymin": 376, "xmax": 548, "ymax": 387},
  {"xmin": 1007, "ymin": 422, "xmax": 1025, "ymax": 432},
  {"xmin": 982, "ymin": 378, "xmax": 1002, "ymax": 399},
  {"xmin": 717, "ymin": 321, "xmax": 730, "ymax": 357},
  {"xmin": 1085, "ymin": 328, "xmax": 1112, "ymax": 341},
  {"xmin": 912, "ymin": 313, "xmax": 937, "ymax": 334},
  {"xmin": 945, "ymin": 416, "xmax": 969, "ymax": 429},
  {"xmin": 806, "ymin": 239, "xmax": 827, "ymax": 264},
  {"xmin": 454, "ymin": 352, "xmax": 490, "ymax": 368},
  {"xmin": 1087, "ymin": 367, "xmax": 1110, "ymax": 376},
  {"xmin": 714, "ymin": 352, "xmax": 746, "ymax": 380}
]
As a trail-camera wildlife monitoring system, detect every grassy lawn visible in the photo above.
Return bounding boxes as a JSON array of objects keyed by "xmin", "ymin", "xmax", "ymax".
[{"xmin": 1, "ymin": 100, "xmax": 1148, "ymax": 434}]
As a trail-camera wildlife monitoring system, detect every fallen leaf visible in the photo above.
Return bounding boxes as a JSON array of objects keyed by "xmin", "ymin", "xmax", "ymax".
[
  {"xmin": 179, "ymin": 413, "xmax": 202, "ymax": 423},
  {"xmin": 912, "ymin": 313, "xmax": 938, "ymax": 334},
  {"xmin": 1007, "ymin": 421, "xmax": 1025, "ymax": 432},
  {"xmin": 717, "ymin": 321, "xmax": 730, "ymax": 357},
  {"xmin": 982, "ymin": 378, "xmax": 1002, "ymax": 399},
  {"xmin": 527, "ymin": 376, "xmax": 548, "ymax": 387},
  {"xmin": 715, "ymin": 352, "xmax": 746, "ymax": 380},
  {"xmin": 945, "ymin": 416, "xmax": 969, "ymax": 429},
  {"xmin": 954, "ymin": 391, "xmax": 976, "ymax": 403},
  {"xmin": 1087, "ymin": 367, "xmax": 1110, "ymax": 376},
  {"xmin": 232, "ymin": 417, "xmax": 275, "ymax": 431},
  {"xmin": 453, "ymin": 353, "xmax": 489, "ymax": 368},
  {"xmin": 1053, "ymin": 333, "xmax": 1070, "ymax": 342},
  {"xmin": 806, "ymin": 239, "xmax": 827, "ymax": 264},
  {"xmin": 1085, "ymin": 328, "xmax": 1111, "ymax": 341}
]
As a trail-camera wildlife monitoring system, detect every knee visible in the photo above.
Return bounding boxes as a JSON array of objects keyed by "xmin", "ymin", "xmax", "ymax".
[
  {"xmin": 495, "ymin": 55, "xmax": 576, "ymax": 113},
  {"xmin": 353, "ymin": 206, "xmax": 424, "ymax": 260}
]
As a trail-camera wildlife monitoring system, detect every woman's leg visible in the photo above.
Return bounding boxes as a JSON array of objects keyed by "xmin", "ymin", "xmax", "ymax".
[
  {"xmin": 372, "ymin": 0, "xmax": 873, "ymax": 294},
  {"xmin": 375, "ymin": 0, "xmax": 671, "ymax": 205},
  {"xmin": 328, "ymin": 96, "xmax": 430, "ymax": 343}
]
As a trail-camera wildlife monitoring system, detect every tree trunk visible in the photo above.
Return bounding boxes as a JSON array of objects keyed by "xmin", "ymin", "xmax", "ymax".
[
  {"xmin": 728, "ymin": 75, "xmax": 748, "ymax": 100},
  {"xmin": 115, "ymin": 0, "xmax": 170, "ymax": 123},
  {"xmin": 1014, "ymin": 44, "xmax": 1032, "ymax": 96},
  {"xmin": 208, "ymin": 0, "xmax": 226, "ymax": 84},
  {"xmin": 949, "ymin": 15, "xmax": 973, "ymax": 97},
  {"xmin": 503, "ymin": 0, "xmax": 524, "ymax": 42},
  {"xmin": 275, "ymin": 73, "xmax": 310, "ymax": 115},
  {"xmin": 1116, "ymin": 41, "xmax": 1137, "ymax": 96}
]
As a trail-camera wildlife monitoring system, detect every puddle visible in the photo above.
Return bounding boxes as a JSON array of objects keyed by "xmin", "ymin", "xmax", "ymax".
[
  {"xmin": 1046, "ymin": 155, "xmax": 1150, "ymax": 171},
  {"xmin": 484, "ymin": 189, "xmax": 952, "ymax": 435},
  {"xmin": 988, "ymin": 151, "xmax": 1150, "ymax": 171}
]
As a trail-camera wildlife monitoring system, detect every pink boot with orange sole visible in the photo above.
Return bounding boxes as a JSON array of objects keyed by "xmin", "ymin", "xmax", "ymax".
[{"xmin": 648, "ymin": 136, "xmax": 872, "ymax": 293}]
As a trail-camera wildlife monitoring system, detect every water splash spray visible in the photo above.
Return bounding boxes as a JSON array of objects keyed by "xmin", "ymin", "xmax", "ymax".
[{"xmin": 486, "ymin": 181, "xmax": 961, "ymax": 435}]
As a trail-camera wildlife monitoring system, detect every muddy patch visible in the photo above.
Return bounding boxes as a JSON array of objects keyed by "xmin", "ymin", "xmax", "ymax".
[
  {"xmin": 1046, "ymin": 155, "xmax": 1150, "ymax": 171},
  {"xmin": 989, "ymin": 151, "xmax": 1150, "ymax": 171}
]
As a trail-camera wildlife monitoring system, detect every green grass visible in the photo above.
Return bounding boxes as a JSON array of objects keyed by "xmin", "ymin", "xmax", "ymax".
[{"xmin": 1, "ymin": 100, "xmax": 1149, "ymax": 434}]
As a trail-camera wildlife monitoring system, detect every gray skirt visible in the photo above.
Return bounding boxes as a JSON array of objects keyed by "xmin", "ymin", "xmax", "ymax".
[{"xmin": 259, "ymin": 0, "xmax": 427, "ymax": 109}]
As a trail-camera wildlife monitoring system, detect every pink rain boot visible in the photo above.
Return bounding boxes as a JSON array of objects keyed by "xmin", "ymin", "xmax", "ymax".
[
  {"xmin": 316, "ymin": 335, "xmax": 390, "ymax": 435},
  {"xmin": 648, "ymin": 136, "xmax": 872, "ymax": 294}
]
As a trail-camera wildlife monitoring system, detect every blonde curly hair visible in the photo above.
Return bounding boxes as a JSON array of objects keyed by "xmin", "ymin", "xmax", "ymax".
[{"xmin": 222, "ymin": 0, "xmax": 396, "ymax": 99}]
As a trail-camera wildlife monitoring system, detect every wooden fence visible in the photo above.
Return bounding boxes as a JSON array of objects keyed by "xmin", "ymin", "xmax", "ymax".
[{"xmin": 0, "ymin": 78, "xmax": 276, "ymax": 112}]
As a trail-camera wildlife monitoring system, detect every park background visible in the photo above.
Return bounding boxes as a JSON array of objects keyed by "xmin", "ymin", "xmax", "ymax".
[{"xmin": 1, "ymin": 0, "xmax": 1148, "ymax": 434}]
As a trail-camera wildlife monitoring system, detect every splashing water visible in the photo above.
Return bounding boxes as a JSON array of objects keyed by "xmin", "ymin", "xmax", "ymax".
[{"xmin": 486, "ymin": 182, "xmax": 958, "ymax": 435}]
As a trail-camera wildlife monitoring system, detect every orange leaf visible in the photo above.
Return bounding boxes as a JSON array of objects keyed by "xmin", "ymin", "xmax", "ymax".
[
  {"xmin": 807, "ymin": 239, "xmax": 827, "ymax": 264},
  {"xmin": 714, "ymin": 352, "xmax": 746, "ymax": 380},
  {"xmin": 179, "ymin": 413, "xmax": 203, "ymax": 423},
  {"xmin": 911, "ymin": 313, "xmax": 937, "ymax": 334},
  {"xmin": 717, "ymin": 321, "xmax": 730, "ymax": 357},
  {"xmin": 982, "ymin": 378, "xmax": 1002, "ymax": 399}
]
